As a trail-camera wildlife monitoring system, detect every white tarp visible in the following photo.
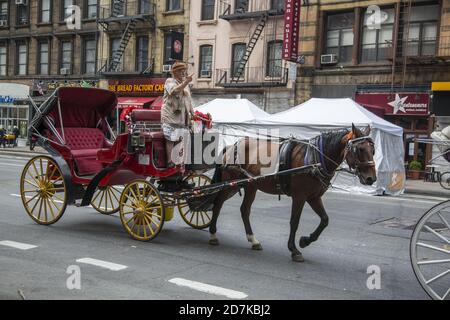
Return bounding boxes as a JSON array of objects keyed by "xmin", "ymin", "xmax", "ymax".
[{"xmin": 195, "ymin": 98, "xmax": 405, "ymax": 196}]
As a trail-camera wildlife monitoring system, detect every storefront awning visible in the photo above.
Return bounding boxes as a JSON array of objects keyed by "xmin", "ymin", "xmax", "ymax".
[
  {"xmin": 360, "ymin": 103, "xmax": 386, "ymax": 118},
  {"xmin": 117, "ymin": 97, "xmax": 158, "ymax": 109}
]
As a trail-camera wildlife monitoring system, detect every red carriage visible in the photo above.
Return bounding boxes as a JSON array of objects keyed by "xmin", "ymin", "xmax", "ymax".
[{"xmin": 21, "ymin": 87, "xmax": 216, "ymax": 241}]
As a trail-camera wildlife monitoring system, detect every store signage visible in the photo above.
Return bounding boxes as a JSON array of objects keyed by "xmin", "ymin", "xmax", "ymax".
[
  {"xmin": 0, "ymin": 83, "xmax": 29, "ymax": 104},
  {"xmin": 0, "ymin": 96, "xmax": 15, "ymax": 104},
  {"xmin": 283, "ymin": 0, "xmax": 301, "ymax": 62},
  {"xmin": 108, "ymin": 78, "xmax": 166, "ymax": 96},
  {"xmin": 170, "ymin": 32, "xmax": 184, "ymax": 62},
  {"xmin": 355, "ymin": 93, "xmax": 430, "ymax": 116}
]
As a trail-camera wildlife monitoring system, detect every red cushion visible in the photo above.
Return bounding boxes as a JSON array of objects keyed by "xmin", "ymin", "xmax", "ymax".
[
  {"xmin": 131, "ymin": 109, "xmax": 161, "ymax": 123},
  {"xmin": 75, "ymin": 158, "xmax": 104, "ymax": 176},
  {"xmin": 56, "ymin": 128, "xmax": 106, "ymax": 150},
  {"xmin": 71, "ymin": 149, "xmax": 99, "ymax": 158}
]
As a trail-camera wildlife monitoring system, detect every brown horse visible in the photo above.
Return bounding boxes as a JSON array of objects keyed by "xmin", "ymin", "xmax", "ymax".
[{"xmin": 208, "ymin": 124, "xmax": 377, "ymax": 262}]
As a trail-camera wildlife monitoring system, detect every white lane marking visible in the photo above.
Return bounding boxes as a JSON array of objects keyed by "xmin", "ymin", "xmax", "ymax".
[
  {"xmin": 0, "ymin": 162, "xmax": 24, "ymax": 167},
  {"xmin": 168, "ymin": 278, "xmax": 248, "ymax": 299},
  {"xmin": 10, "ymin": 194, "xmax": 64, "ymax": 204},
  {"xmin": 76, "ymin": 258, "xmax": 128, "ymax": 271},
  {"xmin": 0, "ymin": 240, "xmax": 37, "ymax": 250}
]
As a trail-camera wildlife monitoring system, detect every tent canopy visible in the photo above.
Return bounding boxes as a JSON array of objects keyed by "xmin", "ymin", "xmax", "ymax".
[
  {"xmin": 257, "ymin": 98, "xmax": 403, "ymax": 137},
  {"xmin": 195, "ymin": 98, "xmax": 269, "ymax": 124}
]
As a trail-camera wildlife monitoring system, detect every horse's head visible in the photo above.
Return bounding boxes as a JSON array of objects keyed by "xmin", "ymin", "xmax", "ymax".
[{"xmin": 344, "ymin": 124, "xmax": 377, "ymax": 186}]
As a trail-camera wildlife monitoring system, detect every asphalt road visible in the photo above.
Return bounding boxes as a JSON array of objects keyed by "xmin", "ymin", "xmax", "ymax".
[{"xmin": 0, "ymin": 154, "xmax": 444, "ymax": 300}]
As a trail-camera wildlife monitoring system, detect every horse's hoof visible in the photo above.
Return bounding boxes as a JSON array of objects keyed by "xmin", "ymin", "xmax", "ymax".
[
  {"xmin": 299, "ymin": 236, "xmax": 309, "ymax": 249},
  {"xmin": 209, "ymin": 239, "xmax": 219, "ymax": 246},
  {"xmin": 252, "ymin": 243, "xmax": 263, "ymax": 251},
  {"xmin": 291, "ymin": 253, "xmax": 305, "ymax": 263}
]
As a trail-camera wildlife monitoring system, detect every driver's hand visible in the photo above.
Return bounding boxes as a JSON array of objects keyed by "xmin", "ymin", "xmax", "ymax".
[{"xmin": 185, "ymin": 74, "xmax": 193, "ymax": 83}]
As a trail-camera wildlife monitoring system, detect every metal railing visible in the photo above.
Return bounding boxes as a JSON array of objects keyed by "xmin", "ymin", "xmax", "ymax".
[
  {"xmin": 215, "ymin": 66, "xmax": 289, "ymax": 87},
  {"xmin": 218, "ymin": 0, "xmax": 284, "ymax": 17},
  {"xmin": 99, "ymin": 0, "xmax": 156, "ymax": 20}
]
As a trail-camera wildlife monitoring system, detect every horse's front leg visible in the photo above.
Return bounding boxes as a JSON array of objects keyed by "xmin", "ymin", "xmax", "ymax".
[
  {"xmin": 240, "ymin": 185, "xmax": 261, "ymax": 250},
  {"xmin": 300, "ymin": 197, "xmax": 329, "ymax": 249},
  {"xmin": 288, "ymin": 195, "xmax": 306, "ymax": 262}
]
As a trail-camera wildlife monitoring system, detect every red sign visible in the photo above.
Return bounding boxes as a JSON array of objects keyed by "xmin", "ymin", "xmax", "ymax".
[
  {"xmin": 355, "ymin": 93, "xmax": 430, "ymax": 116},
  {"xmin": 108, "ymin": 78, "xmax": 166, "ymax": 96},
  {"xmin": 283, "ymin": 0, "xmax": 301, "ymax": 62}
]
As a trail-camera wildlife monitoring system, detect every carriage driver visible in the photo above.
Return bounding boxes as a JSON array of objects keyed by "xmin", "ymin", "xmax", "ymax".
[{"xmin": 161, "ymin": 61, "xmax": 195, "ymax": 168}]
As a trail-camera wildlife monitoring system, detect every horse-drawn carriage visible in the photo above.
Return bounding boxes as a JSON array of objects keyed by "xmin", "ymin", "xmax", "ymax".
[
  {"xmin": 410, "ymin": 127, "xmax": 450, "ymax": 300},
  {"xmin": 21, "ymin": 87, "xmax": 315, "ymax": 242}
]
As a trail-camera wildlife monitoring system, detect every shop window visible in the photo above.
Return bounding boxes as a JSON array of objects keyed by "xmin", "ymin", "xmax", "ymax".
[
  {"xmin": 403, "ymin": 4, "xmax": 439, "ymax": 57},
  {"xmin": 325, "ymin": 12, "xmax": 354, "ymax": 64},
  {"xmin": 199, "ymin": 45, "xmax": 213, "ymax": 78},
  {"xmin": 361, "ymin": 8, "xmax": 394, "ymax": 62},
  {"xmin": 416, "ymin": 118, "xmax": 429, "ymax": 131},
  {"xmin": 201, "ymin": 0, "xmax": 215, "ymax": 21}
]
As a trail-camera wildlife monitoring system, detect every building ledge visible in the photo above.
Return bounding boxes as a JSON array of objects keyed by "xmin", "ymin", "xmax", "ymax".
[{"xmin": 219, "ymin": 9, "xmax": 284, "ymax": 21}]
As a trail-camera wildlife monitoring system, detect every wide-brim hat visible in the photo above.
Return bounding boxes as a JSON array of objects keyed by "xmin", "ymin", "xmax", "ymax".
[{"xmin": 171, "ymin": 61, "xmax": 187, "ymax": 73}]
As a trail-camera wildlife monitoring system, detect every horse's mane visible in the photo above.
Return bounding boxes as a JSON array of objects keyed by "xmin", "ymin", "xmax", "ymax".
[{"xmin": 321, "ymin": 129, "xmax": 350, "ymax": 155}]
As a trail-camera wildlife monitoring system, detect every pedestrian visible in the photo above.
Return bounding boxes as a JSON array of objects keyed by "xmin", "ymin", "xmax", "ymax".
[
  {"xmin": 12, "ymin": 126, "xmax": 20, "ymax": 147},
  {"xmin": 0, "ymin": 125, "xmax": 5, "ymax": 148},
  {"xmin": 161, "ymin": 61, "xmax": 195, "ymax": 168}
]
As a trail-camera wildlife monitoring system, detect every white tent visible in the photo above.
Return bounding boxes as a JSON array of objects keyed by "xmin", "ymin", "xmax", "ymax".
[
  {"xmin": 254, "ymin": 98, "xmax": 405, "ymax": 195},
  {"xmin": 195, "ymin": 98, "xmax": 270, "ymax": 123}
]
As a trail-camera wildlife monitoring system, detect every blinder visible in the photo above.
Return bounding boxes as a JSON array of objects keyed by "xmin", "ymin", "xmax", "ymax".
[{"xmin": 345, "ymin": 135, "xmax": 375, "ymax": 173}]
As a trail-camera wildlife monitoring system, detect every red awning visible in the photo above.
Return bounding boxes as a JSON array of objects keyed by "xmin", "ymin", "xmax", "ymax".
[
  {"xmin": 117, "ymin": 97, "xmax": 158, "ymax": 109},
  {"xmin": 151, "ymin": 96, "xmax": 164, "ymax": 109},
  {"xmin": 361, "ymin": 103, "xmax": 386, "ymax": 118}
]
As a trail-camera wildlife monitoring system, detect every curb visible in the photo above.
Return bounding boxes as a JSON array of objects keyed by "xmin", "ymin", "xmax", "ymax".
[{"xmin": 0, "ymin": 150, "xmax": 48, "ymax": 158}]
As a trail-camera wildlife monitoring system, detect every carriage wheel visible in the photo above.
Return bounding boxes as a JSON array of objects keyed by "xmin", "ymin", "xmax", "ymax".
[
  {"xmin": 20, "ymin": 156, "xmax": 68, "ymax": 225},
  {"xmin": 439, "ymin": 172, "xmax": 450, "ymax": 190},
  {"xmin": 178, "ymin": 174, "xmax": 213, "ymax": 230},
  {"xmin": 410, "ymin": 200, "xmax": 450, "ymax": 300},
  {"xmin": 91, "ymin": 186, "xmax": 122, "ymax": 215},
  {"xmin": 119, "ymin": 180, "xmax": 165, "ymax": 241}
]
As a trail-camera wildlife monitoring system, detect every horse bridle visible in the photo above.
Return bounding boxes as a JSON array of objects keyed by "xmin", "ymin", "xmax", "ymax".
[{"xmin": 345, "ymin": 136, "xmax": 376, "ymax": 174}]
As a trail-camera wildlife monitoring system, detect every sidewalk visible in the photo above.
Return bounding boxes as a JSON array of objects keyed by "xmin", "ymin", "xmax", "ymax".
[{"xmin": 0, "ymin": 145, "xmax": 47, "ymax": 158}]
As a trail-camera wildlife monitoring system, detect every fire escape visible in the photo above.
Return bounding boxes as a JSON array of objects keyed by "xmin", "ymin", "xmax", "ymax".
[
  {"xmin": 97, "ymin": 0, "xmax": 156, "ymax": 73},
  {"xmin": 391, "ymin": 0, "xmax": 413, "ymax": 90},
  {"xmin": 216, "ymin": 0, "xmax": 287, "ymax": 87}
]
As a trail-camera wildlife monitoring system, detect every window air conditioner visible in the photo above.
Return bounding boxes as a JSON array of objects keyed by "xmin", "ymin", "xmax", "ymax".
[
  {"xmin": 162, "ymin": 64, "xmax": 172, "ymax": 72},
  {"xmin": 320, "ymin": 54, "xmax": 338, "ymax": 65},
  {"xmin": 60, "ymin": 68, "xmax": 70, "ymax": 75},
  {"xmin": 15, "ymin": 0, "xmax": 27, "ymax": 5},
  {"xmin": 200, "ymin": 70, "xmax": 211, "ymax": 78}
]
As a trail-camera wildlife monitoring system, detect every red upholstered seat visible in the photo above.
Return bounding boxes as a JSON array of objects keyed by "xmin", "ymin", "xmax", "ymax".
[
  {"xmin": 49, "ymin": 128, "xmax": 110, "ymax": 176},
  {"xmin": 131, "ymin": 109, "xmax": 161, "ymax": 123}
]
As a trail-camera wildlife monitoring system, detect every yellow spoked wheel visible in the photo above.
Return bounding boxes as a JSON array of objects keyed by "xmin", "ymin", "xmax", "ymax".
[
  {"xmin": 20, "ymin": 156, "xmax": 68, "ymax": 225},
  {"xmin": 178, "ymin": 174, "xmax": 213, "ymax": 230},
  {"xmin": 91, "ymin": 186, "xmax": 122, "ymax": 215},
  {"xmin": 119, "ymin": 180, "xmax": 165, "ymax": 241}
]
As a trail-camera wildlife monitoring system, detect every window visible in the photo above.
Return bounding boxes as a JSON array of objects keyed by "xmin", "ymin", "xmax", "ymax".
[
  {"xmin": 139, "ymin": 0, "xmax": 151, "ymax": 14},
  {"xmin": 40, "ymin": 0, "xmax": 51, "ymax": 23},
  {"xmin": 271, "ymin": 0, "xmax": 284, "ymax": 12},
  {"xmin": 201, "ymin": 0, "xmax": 215, "ymax": 20},
  {"xmin": 361, "ymin": 8, "xmax": 394, "ymax": 62},
  {"xmin": 110, "ymin": 38, "xmax": 123, "ymax": 71},
  {"xmin": 231, "ymin": 43, "xmax": 246, "ymax": 77},
  {"xmin": 136, "ymin": 36, "xmax": 149, "ymax": 72},
  {"xmin": 267, "ymin": 40, "xmax": 282, "ymax": 77},
  {"xmin": 0, "ymin": 1, "xmax": 8, "ymax": 23},
  {"xmin": 60, "ymin": 40, "xmax": 72, "ymax": 73},
  {"xmin": 164, "ymin": 33, "xmax": 172, "ymax": 63},
  {"xmin": 112, "ymin": 0, "xmax": 125, "ymax": 16},
  {"xmin": 84, "ymin": 39, "xmax": 96, "ymax": 74},
  {"xmin": 38, "ymin": 41, "xmax": 50, "ymax": 75},
  {"xmin": 16, "ymin": 43, "xmax": 27, "ymax": 75},
  {"xmin": 17, "ymin": 4, "xmax": 29, "ymax": 25},
  {"xmin": 166, "ymin": 0, "xmax": 181, "ymax": 12},
  {"xmin": 235, "ymin": 0, "xmax": 248, "ymax": 13},
  {"xmin": 199, "ymin": 45, "xmax": 213, "ymax": 78},
  {"xmin": 325, "ymin": 12, "xmax": 354, "ymax": 64},
  {"xmin": 0, "ymin": 44, "xmax": 6, "ymax": 76},
  {"xmin": 403, "ymin": 5, "xmax": 439, "ymax": 57},
  {"xmin": 86, "ymin": 0, "xmax": 98, "ymax": 18},
  {"xmin": 61, "ymin": 0, "xmax": 73, "ymax": 20}
]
